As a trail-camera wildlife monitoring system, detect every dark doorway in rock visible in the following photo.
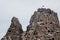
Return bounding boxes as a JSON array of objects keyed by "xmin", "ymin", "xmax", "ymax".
[{"xmin": 52, "ymin": 38, "xmax": 54, "ymax": 40}]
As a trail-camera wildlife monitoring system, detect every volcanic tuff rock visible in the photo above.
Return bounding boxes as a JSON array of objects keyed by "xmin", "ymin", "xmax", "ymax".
[
  {"xmin": 1, "ymin": 17, "xmax": 23, "ymax": 40},
  {"xmin": 1, "ymin": 8, "xmax": 60, "ymax": 40}
]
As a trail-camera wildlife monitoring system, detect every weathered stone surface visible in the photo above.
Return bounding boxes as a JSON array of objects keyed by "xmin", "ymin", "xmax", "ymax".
[
  {"xmin": 1, "ymin": 8, "xmax": 60, "ymax": 40},
  {"xmin": 22, "ymin": 8, "xmax": 60, "ymax": 40},
  {"xmin": 1, "ymin": 17, "xmax": 23, "ymax": 40}
]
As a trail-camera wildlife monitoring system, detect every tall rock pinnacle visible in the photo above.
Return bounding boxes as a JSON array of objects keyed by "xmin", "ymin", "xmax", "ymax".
[{"xmin": 1, "ymin": 17, "xmax": 23, "ymax": 40}]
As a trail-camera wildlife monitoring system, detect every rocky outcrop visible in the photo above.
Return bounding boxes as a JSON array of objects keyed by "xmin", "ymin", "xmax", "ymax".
[
  {"xmin": 1, "ymin": 17, "xmax": 23, "ymax": 40},
  {"xmin": 22, "ymin": 8, "xmax": 60, "ymax": 40},
  {"xmin": 1, "ymin": 8, "xmax": 60, "ymax": 40}
]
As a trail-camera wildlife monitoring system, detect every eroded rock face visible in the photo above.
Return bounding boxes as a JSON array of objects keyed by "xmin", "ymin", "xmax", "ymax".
[
  {"xmin": 1, "ymin": 8, "xmax": 60, "ymax": 40},
  {"xmin": 1, "ymin": 17, "xmax": 23, "ymax": 40},
  {"xmin": 22, "ymin": 8, "xmax": 60, "ymax": 40}
]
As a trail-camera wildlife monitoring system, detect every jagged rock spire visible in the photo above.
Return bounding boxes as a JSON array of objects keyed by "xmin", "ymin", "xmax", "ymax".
[{"xmin": 1, "ymin": 17, "xmax": 23, "ymax": 40}]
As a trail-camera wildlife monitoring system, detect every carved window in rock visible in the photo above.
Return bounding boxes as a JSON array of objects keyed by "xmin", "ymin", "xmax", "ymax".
[
  {"xmin": 52, "ymin": 38, "xmax": 54, "ymax": 40},
  {"xmin": 8, "ymin": 29, "xmax": 11, "ymax": 33},
  {"xmin": 48, "ymin": 30, "xmax": 50, "ymax": 33},
  {"xmin": 48, "ymin": 29, "xmax": 54, "ymax": 34},
  {"xmin": 45, "ymin": 27, "xmax": 47, "ymax": 29},
  {"xmin": 49, "ymin": 38, "xmax": 54, "ymax": 40},
  {"xmin": 50, "ymin": 22, "xmax": 53, "ymax": 24}
]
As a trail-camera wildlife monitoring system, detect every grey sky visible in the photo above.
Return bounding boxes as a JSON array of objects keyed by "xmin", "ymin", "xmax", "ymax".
[{"xmin": 0, "ymin": 0, "xmax": 60, "ymax": 40}]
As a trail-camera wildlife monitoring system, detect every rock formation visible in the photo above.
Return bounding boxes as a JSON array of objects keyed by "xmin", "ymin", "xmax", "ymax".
[
  {"xmin": 1, "ymin": 8, "xmax": 60, "ymax": 40},
  {"xmin": 21, "ymin": 8, "xmax": 60, "ymax": 40},
  {"xmin": 1, "ymin": 17, "xmax": 23, "ymax": 40}
]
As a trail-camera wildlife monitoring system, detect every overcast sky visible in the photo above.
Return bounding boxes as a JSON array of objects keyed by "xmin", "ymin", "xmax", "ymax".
[{"xmin": 0, "ymin": 0, "xmax": 60, "ymax": 40}]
